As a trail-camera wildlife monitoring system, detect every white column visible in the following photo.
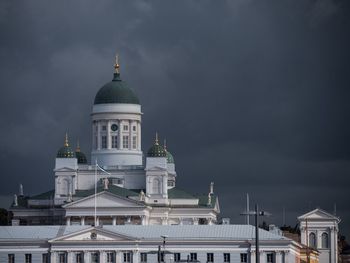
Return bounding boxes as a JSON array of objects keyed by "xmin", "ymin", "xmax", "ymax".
[
  {"xmin": 129, "ymin": 120, "xmax": 132, "ymax": 150},
  {"xmin": 330, "ymin": 226, "xmax": 338, "ymax": 263},
  {"xmin": 50, "ymin": 252, "xmax": 58, "ymax": 263},
  {"xmin": 67, "ymin": 252, "xmax": 74, "ymax": 263},
  {"xmin": 316, "ymin": 230, "xmax": 320, "ymax": 249},
  {"xmin": 113, "ymin": 216, "xmax": 117, "ymax": 225},
  {"xmin": 162, "ymin": 175, "xmax": 167, "ymax": 198},
  {"xmin": 193, "ymin": 218, "xmax": 199, "ymax": 225},
  {"xmin": 97, "ymin": 121, "xmax": 101, "ymax": 150},
  {"xmin": 96, "ymin": 216, "xmax": 100, "ymax": 226},
  {"xmin": 275, "ymin": 252, "xmax": 283, "ymax": 263},
  {"xmin": 107, "ymin": 120, "xmax": 111, "ymax": 149},
  {"xmin": 84, "ymin": 251, "xmax": 90, "ymax": 262},
  {"xmin": 141, "ymin": 215, "xmax": 146, "ymax": 225},
  {"xmin": 100, "ymin": 251, "xmax": 106, "ymax": 263},
  {"xmin": 137, "ymin": 121, "xmax": 141, "ymax": 151},
  {"xmin": 116, "ymin": 251, "xmax": 122, "ymax": 263},
  {"xmin": 118, "ymin": 120, "xmax": 123, "ymax": 150},
  {"xmin": 250, "ymin": 251, "xmax": 255, "ymax": 263},
  {"xmin": 66, "ymin": 217, "xmax": 71, "ymax": 226},
  {"xmin": 300, "ymin": 226, "xmax": 306, "ymax": 245},
  {"xmin": 80, "ymin": 216, "xmax": 85, "ymax": 226},
  {"xmin": 260, "ymin": 251, "xmax": 266, "ymax": 263},
  {"xmin": 133, "ymin": 250, "xmax": 139, "ymax": 263}
]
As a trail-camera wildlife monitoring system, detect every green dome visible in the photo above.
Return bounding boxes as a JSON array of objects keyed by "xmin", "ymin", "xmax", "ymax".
[
  {"xmin": 57, "ymin": 134, "xmax": 75, "ymax": 158},
  {"xmin": 75, "ymin": 151, "xmax": 87, "ymax": 164},
  {"xmin": 57, "ymin": 145, "xmax": 75, "ymax": 158},
  {"xmin": 94, "ymin": 73, "xmax": 140, "ymax": 105},
  {"xmin": 166, "ymin": 150, "xmax": 175, "ymax": 163},
  {"xmin": 147, "ymin": 140, "xmax": 167, "ymax": 158}
]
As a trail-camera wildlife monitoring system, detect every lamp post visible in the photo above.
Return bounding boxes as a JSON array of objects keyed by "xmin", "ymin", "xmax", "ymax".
[
  {"xmin": 241, "ymin": 203, "xmax": 271, "ymax": 263},
  {"xmin": 160, "ymin": 235, "xmax": 168, "ymax": 263}
]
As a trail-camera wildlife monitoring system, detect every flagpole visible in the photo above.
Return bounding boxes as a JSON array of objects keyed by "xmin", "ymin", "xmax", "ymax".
[{"xmin": 94, "ymin": 158, "xmax": 97, "ymax": 226}]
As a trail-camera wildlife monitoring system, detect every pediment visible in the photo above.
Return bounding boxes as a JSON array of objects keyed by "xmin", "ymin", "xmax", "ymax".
[
  {"xmin": 63, "ymin": 191, "xmax": 144, "ymax": 209},
  {"xmin": 146, "ymin": 166, "xmax": 167, "ymax": 171},
  {"xmin": 50, "ymin": 227, "xmax": 137, "ymax": 242},
  {"xmin": 298, "ymin": 208, "xmax": 340, "ymax": 221},
  {"xmin": 54, "ymin": 167, "xmax": 77, "ymax": 172}
]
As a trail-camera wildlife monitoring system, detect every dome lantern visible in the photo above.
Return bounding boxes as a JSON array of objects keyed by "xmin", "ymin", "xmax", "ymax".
[
  {"xmin": 147, "ymin": 133, "xmax": 167, "ymax": 158},
  {"xmin": 57, "ymin": 133, "xmax": 75, "ymax": 158}
]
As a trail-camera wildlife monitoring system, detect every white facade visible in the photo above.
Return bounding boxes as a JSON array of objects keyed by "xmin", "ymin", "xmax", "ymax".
[
  {"xmin": 298, "ymin": 208, "xmax": 340, "ymax": 263},
  {"xmin": 0, "ymin": 225, "xmax": 303, "ymax": 263},
  {"xmin": 10, "ymin": 64, "xmax": 220, "ymax": 227},
  {"xmin": 91, "ymin": 104, "xmax": 142, "ymax": 167}
]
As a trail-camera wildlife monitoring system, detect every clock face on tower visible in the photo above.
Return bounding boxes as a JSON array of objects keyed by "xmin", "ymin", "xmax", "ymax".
[{"xmin": 111, "ymin": 124, "xmax": 118, "ymax": 131}]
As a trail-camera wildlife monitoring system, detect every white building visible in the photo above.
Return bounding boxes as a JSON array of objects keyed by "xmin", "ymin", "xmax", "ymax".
[
  {"xmin": 0, "ymin": 224, "xmax": 304, "ymax": 263},
  {"xmin": 9, "ymin": 58, "xmax": 219, "ymax": 226},
  {"xmin": 298, "ymin": 208, "xmax": 341, "ymax": 263}
]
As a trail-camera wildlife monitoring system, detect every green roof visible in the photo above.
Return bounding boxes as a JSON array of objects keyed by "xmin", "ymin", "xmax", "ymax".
[
  {"xmin": 74, "ymin": 184, "xmax": 139, "ymax": 198},
  {"xmin": 147, "ymin": 143, "xmax": 166, "ymax": 157},
  {"xmin": 30, "ymin": 190, "xmax": 55, "ymax": 200},
  {"xmin": 168, "ymin": 188, "xmax": 197, "ymax": 199},
  {"xmin": 94, "ymin": 73, "xmax": 140, "ymax": 105},
  {"xmin": 197, "ymin": 194, "xmax": 217, "ymax": 208},
  {"xmin": 166, "ymin": 150, "xmax": 174, "ymax": 163},
  {"xmin": 75, "ymin": 151, "xmax": 87, "ymax": 164},
  {"xmin": 57, "ymin": 145, "xmax": 75, "ymax": 158}
]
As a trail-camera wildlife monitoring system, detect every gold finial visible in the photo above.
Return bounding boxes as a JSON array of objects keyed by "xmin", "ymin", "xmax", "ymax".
[
  {"xmin": 163, "ymin": 139, "xmax": 167, "ymax": 151},
  {"xmin": 155, "ymin": 132, "xmax": 159, "ymax": 145},
  {"xmin": 64, "ymin": 132, "xmax": 69, "ymax": 147},
  {"xmin": 76, "ymin": 139, "xmax": 80, "ymax": 152},
  {"xmin": 114, "ymin": 54, "xmax": 120, "ymax": 74}
]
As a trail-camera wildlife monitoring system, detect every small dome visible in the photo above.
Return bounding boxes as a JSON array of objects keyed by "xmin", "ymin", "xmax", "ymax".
[
  {"xmin": 147, "ymin": 134, "xmax": 166, "ymax": 157},
  {"xmin": 57, "ymin": 134, "xmax": 75, "ymax": 158},
  {"xmin": 166, "ymin": 150, "xmax": 175, "ymax": 163},
  {"xmin": 75, "ymin": 150, "xmax": 87, "ymax": 164},
  {"xmin": 164, "ymin": 141, "xmax": 175, "ymax": 163},
  {"xmin": 94, "ymin": 73, "xmax": 140, "ymax": 105}
]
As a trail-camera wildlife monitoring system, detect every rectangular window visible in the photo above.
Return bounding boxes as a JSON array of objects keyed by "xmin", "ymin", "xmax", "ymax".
[
  {"xmin": 95, "ymin": 136, "xmax": 98, "ymax": 149},
  {"xmin": 157, "ymin": 252, "xmax": 164, "ymax": 262},
  {"xmin": 102, "ymin": 135, "xmax": 107, "ymax": 149},
  {"xmin": 124, "ymin": 252, "xmax": 131, "ymax": 263},
  {"xmin": 112, "ymin": 135, "xmax": 118, "ymax": 148},
  {"xmin": 207, "ymin": 253, "xmax": 214, "ymax": 262},
  {"xmin": 59, "ymin": 253, "xmax": 67, "ymax": 263},
  {"xmin": 267, "ymin": 253, "xmax": 274, "ymax": 263},
  {"xmin": 76, "ymin": 253, "xmax": 83, "ymax": 263},
  {"xmin": 42, "ymin": 253, "xmax": 49, "ymax": 263},
  {"xmin": 224, "ymin": 253, "xmax": 230, "ymax": 263},
  {"xmin": 133, "ymin": 125, "xmax": 136, "ymax": 131},
  {"xmin": 240, "ymin": 253, "xmax": 248, "ymax": 263},
  {"xmin": 190, "ymin": 253, "xmax": 197, "ymax": 261},
  {"xmin": 107, "ymin": 252, "xmax": 115, "ymax": 263},
  {"xmin": 123, "ymin": 125, "xmax": 128, "ymax": 131},
  {"xmin": 102, "ymin": 125, "xmax": 107, "ymax": 131},
  {"xmin": 123, "ymin": 135, "xmax": 129, "ymax": 149},
  {"xmin": 174, "ymin": 253, "xmax": 181, "ymax": 262},
  {"xmin": 132, "ymin": 136, "xmax": 137, "ymax": 149},
  {"xmin": 91, "ymin": 252, "xmax": 99, "ymax": 263},
  {"xmin": 8, "ymin": 254, "xmax": 15, "ymax": 263},
  {"xmin": 141, "ymin": 253, "xmax": 147, "ymax": 263},
  {"xmin": 25, "ymin": 254, "xmax": 32, "ymax": 263}
]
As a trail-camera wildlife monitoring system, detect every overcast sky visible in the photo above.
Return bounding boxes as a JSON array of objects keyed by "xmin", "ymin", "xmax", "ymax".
[{"xmin": 0, "ymin": 0, "xmax": 349, "ymax": 237}]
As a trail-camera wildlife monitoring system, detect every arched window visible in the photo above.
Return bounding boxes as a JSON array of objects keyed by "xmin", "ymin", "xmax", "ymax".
[
  {"xmin": 309, "ymin": 232, "xmax": 316, "ymax": 248},
  {"xmin": 321, "ymin": 232, "xmax": 329, "ymax": 248},
  {"xmin": 152, "ymin": 179, "xmax": 161, "ymax": 194}
]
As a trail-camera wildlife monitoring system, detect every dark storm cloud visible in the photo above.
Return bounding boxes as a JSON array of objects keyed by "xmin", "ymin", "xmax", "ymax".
[{"xmin": 0, "ymin": 0, "xmax": 349, "ymax": 235}]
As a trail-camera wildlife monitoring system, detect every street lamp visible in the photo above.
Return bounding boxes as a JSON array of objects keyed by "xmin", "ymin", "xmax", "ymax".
[
  {"xmin": 241, "ymin": 204, "xmax": 271, "ymax": 263},
  {"xmin": 158, "ymin": 235, "xmax": 168, "ymax": 263}
]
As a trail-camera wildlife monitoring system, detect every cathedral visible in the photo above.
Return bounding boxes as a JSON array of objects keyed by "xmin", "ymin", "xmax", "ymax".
[
  {"xmin": 9, "ymin": 57, "xmax": 219, "ymax": 227},
  {"xmin": 3, "ymin": 57, "xmax": 341, "ymax": 263}
]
